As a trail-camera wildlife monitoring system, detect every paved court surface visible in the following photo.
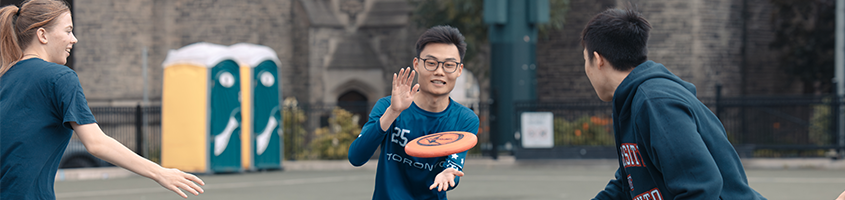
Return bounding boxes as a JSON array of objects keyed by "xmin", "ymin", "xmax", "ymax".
[{"xmin": 55, "ymin": 159, "xmax": 845, "ymax": 200}]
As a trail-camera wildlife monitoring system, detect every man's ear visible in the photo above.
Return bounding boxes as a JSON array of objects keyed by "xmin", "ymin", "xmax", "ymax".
[
  {"xmin": 592, "ymin": 51, "xmax": 605, "ymax": 70},
  {"xmin": 412, "ymin": 57, "xmax": 419, "ymax": 71},
  {"xmin": 456, "ymin": 64, "xmax": 463, "ymax": 77},
  {"xmin": 36, "ymin": 27, "xmax": 48, "ymax": 44}
]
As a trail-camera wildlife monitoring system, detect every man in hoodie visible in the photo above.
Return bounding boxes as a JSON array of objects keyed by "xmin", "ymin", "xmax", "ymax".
[{"xmin": 581, "ymin": 9, "xmax": 767, "ymax": 200}]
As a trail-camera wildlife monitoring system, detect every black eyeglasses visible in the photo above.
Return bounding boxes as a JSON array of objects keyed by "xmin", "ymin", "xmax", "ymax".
[{"xmin": 416, "ymin": 57, "xmax": 461, "ymax": 73}]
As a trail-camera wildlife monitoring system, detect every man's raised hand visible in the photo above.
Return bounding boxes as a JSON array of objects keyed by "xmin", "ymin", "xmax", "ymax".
[{"xmin": 389, "ymin": 67, "xmax": 419, "ymax": 113}]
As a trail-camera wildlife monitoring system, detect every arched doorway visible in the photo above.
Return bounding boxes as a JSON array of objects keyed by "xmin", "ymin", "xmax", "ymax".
[{"xmin": 337, "ymin": 90, "xmax": 369, "ymax": 127}]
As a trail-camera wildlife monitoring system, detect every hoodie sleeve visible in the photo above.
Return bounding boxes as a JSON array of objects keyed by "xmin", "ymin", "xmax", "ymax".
[
  {"xmin": 640, "ymin": 97, "xmax": 723, "ymax": 199},
  {"xmin": 592, "ymin": 168, "xmax": 629, "ymax": 200},
  {"xmin": 348, "ymin": 97, "xmax": 391, "ymax": 166}
]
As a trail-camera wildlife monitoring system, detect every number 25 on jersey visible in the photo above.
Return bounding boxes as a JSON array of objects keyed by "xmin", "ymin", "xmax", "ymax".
[{"xmin": 391, "ymin": 127, "xmax": 409, "ymax": 147}]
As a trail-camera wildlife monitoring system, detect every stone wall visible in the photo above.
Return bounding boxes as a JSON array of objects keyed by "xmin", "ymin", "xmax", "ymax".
[
  {"xmin": 535, "ymin": 0, "xmax": 800, "ymax": 102},
  {"xmin": 71, "ymin": 0, "xmax": 802, "ymax": 105},
  {"xmin": 74, "ymin": 0, "xmax": 294, "ymax": 104},
  {"xmin": 635, "ymin": 0, "xmax": 744, "ymax": 98},
  {"xmin": 536, "ymin": 0, "xmax": 617, "ymax": 102},
  {"xmin": 742, "ymin": 0, "xmax": 804, "ymax": 95}
]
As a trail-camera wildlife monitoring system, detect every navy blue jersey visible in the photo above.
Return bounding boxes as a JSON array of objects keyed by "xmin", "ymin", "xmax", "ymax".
[
  {"xmin": 0, "ymin": 58, "xmax": 97, "ymax": 199},
  {"xmin": 593, "ymin": 61, "xmax": 766, "ymax": 200},
  {"xmin": 349, "ymin": 96, "xmax": 479, "ymax": 200}
]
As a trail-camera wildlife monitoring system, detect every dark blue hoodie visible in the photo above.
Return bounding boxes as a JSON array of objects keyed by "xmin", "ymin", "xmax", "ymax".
[{"xmin": 592, "ymin": 61, "xmax": 766, "ymax": 200}]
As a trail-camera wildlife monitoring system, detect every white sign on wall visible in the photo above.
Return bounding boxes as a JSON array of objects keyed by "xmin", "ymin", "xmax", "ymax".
[{"xmin": 521, "ymin": 112, "xmax": 554, "ymax": 148}]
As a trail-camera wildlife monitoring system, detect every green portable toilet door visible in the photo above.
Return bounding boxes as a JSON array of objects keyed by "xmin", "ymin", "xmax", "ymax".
[
  {"xmin": 209, "ymin": 60, "xmax": 242, "ymax": 173},
  {"xmin": 253, "ymin": 60, "xmax": 282, "ymax": 169}
]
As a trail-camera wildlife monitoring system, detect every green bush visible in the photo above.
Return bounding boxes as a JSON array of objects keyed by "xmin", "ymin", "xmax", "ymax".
[
  {"xmin": 809, "ymin": 101, "xmax": 832, "ymax": 146},
  {"xmin": 553, "ymin": 116, "xmax": 614, "ymax": 146},
  {"xmin": 282, "ymin": 97, "xmax": 309, "ymax": 160},
  {"xmin": 303, "ymin": 108, "xmax": 362, "ymax": 160},
  {"xmin": 752, "ymin": 149, "xmax": 825, "ymax": 157}
]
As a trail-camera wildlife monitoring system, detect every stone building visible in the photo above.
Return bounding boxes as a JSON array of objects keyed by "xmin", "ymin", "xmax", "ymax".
[
  {"xmin": 0, "ymin": 0, "xmax": 819, "ymax": 157},
  {"xmin": 292, "ymin": 0, "xmax": 417, "ymax": 123},
  {"xmin": 1, "ymin": 0, "xmax": 802, "ymax": 122},
  {"xmin": 0, "ymin": 0, "xmax": 796, "ymax": 103},
  {"xmin": 5, "ymin": 0, "xmax": 420, "ymax": 130},
  {"xmin": 0, "ymin": 0, "xmax": 414, "ymax": 111},
  {"xmin": 70, "ymin": 0, "xmax": 296, "ymax": 105}
]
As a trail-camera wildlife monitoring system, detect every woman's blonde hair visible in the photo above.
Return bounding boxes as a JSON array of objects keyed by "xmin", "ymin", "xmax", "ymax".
[{"xmin": 0, "ymin": 0, "xmax": 70, "ymax": 77}]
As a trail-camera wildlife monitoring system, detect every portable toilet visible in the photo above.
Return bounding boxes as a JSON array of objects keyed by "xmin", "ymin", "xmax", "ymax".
[
  {"xmin": 230, "ymin": 43, "xmax": 283, "ymax": 170},
  {"xmin": 161, "ymin": 42, "xmax": 242, "ymax": 173}
]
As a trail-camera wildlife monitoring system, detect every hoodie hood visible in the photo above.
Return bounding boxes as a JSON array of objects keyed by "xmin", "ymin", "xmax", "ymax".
[{"xmin": 612, "ymin": 60, "xmax": 696, "ymax": 117}]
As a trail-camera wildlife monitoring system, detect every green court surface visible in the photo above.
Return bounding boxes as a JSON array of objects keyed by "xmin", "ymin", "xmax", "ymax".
[{"xmin": 55, "ymin": 160, "xmax": 845, "ymax": 200}]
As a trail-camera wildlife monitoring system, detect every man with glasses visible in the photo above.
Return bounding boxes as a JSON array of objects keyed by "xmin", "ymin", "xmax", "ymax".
[{"xmin": 348, "ymin": 25, "xmax": 479, "ymax": 200}]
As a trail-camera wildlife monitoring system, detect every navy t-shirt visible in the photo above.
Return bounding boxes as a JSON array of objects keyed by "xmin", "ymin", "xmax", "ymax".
[
  {"xmin": 0, "ymin": 58, "xmax": 97, "ymax": 199},
  {"xmin": 348, "ymin": 96, "xmax": 479, "ymax": 200}
]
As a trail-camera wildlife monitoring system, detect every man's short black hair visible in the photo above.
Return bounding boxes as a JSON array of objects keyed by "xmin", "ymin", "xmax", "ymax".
[
  {"xmin": 415, "ymin": 25, "xmax": 467, "ymax": 62},
  {"xmin": 581, "ymin": 8, "xmax": 651, "ymax": 71}
]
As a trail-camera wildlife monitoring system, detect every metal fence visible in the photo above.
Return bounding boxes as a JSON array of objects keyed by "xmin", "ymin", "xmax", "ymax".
[
  {"xmin": 284, "ymin": 102, "xmax": 490, "ymax": 159},
  {"xmin": 511, "ymin": 101, "xmax": 616, "ymax": 159},
  {"xmin": 81, "ymin": 94, "xmax": 845, "ymax": 164},
  {"xmin": 512, "ymin": 95, "xmax": 844, "ymax": 159},
  {"xmin": 68, "ymin": 105, "xmax": 161, "ymax": 164},
  {"xmin": 709, "ymin": 95, "xmax": 841, "ymax": 158}
]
